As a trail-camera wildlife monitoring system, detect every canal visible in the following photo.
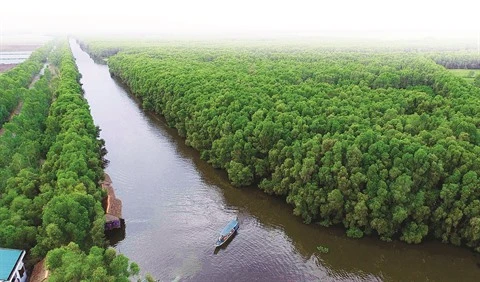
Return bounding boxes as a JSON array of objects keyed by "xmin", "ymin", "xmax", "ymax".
[{"xmin": 69, "ymin": 39, "xmax": 479, "ymax": 282}]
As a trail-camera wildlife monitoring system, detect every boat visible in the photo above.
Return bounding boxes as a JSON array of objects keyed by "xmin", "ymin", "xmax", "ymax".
[{"xmin": 215, "ymin": 217, "xmax": 239, "ymax": 247}]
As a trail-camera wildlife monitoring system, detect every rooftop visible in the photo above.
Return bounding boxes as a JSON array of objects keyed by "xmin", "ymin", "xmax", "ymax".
[{"xmin": 0, "ymin": 248, "xmax": 24, "ymax": 280}]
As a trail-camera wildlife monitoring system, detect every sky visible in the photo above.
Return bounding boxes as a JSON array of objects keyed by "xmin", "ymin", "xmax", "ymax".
[{"xmin": 1, "ymin": 0, "xmax": 479, "ymax": 39}]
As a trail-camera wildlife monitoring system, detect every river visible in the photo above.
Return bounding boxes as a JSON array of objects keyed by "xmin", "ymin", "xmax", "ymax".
[{"xmin": 69, "ymin": 39, "xmax": 479, "ymax": 282}]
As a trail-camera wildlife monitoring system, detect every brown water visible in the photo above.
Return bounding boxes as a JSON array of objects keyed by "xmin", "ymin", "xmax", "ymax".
[{"xmin": 69, "ymin": 39, "xmax": 480, "ymax": 282}]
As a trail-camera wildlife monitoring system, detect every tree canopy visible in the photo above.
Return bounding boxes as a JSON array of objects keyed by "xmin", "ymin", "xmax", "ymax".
[
  {"xmin": 81, "ymin": 39, "xmax": 480, "ymax": 251},
  {"xmin": 46, "ymin": 242, "xmax": 139, "ymax": 282}
]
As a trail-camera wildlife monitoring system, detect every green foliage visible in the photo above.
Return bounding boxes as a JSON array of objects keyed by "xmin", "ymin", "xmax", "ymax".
[
  {"xmin": 0, "ymin": 44, "xmax": 51, "ymax": 127},
  {"xmin": 144, "ymin": 274, "xmax": 156, "ymax": 282},
  {"xmin": 34, "ymin": 193, "xmax": 104, "ymax": 256},
  {"xmin": 91, "ymin": 40, "xmax": 480, "ymax": 252},
  {"xmin": 474, "ymin": 74, "xmax": 480, "ymax": 87},
  {"xmin": 316, "ymin": 245, "xmax": 329, "ymax": 254},
  {"xmin": 39, "ymin": 44, "xmax": 103, "ymax": 200},
  {"xmin": 32, "ymin": 40, "xmax": 106, "ymax": 259},
  {"xmin": 0, "ymin": 48, "xmax": 53, "ymax": 250},
  {"xmin": 448, "ymin": 69, "xmax": 480, "ymax": 84},
  {"xmin": 46, "ymin": 242, "xmax": 138, "ymax": 282}
]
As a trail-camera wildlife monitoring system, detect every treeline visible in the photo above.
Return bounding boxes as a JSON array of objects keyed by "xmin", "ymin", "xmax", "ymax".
[
  {"xmin": 77, "ymin": 40, "xmax": 122, "ymax": 62},
  {"xmin": 0, "ymin": 44, "xmax": 50, "ymax": 126},
  {"xmin": 0, "ymin": 40, "xmax": 139, "ymax": 280},
  {"xmin": 79, "ymin": 37, "xmax": 480, "ymax": 60},
  {"xmin": 429, "ymin": 52, "xmax": 480, "ymax": 69},
  {"xmin": 99, "ymin": 43, "xmax": 480, "ymax": 251},
  {"xmin": 31, "ymin": 40, "xmax": 106, "ymax": 257}
]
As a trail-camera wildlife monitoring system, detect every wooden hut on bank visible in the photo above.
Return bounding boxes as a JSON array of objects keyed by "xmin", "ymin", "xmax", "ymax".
[{"xmin": 101, "ymin": 173, "xmax": 123, "ymax": 230}]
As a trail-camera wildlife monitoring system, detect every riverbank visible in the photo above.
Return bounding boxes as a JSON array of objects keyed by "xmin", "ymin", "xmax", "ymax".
[{"xmin": 101, "ymin": 173, "xmax": 123, "ymax": 230}]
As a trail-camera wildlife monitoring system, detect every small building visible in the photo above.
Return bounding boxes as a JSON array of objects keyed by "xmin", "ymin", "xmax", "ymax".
[
  {"xmin": 0, "ymin": 248, "xmax": 27, "ymax": 282},
  {"xmin": 101, "ymin": 173, "xmax": 123, "ymax": 231},
  {"xmin": 105, "ymin": 213, "xmax": 122, "ymax": 230}
]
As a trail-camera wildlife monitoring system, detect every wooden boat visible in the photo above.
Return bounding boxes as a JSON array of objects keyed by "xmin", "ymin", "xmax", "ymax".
[{"xmin": 215, "ymin": 217, "xmax": 239, "ymax": 247}]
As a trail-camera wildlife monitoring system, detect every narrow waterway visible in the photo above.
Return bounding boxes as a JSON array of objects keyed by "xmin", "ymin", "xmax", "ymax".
[{"xmin": 69, "ymin": 39, "xmax": 479, "ymax": 282}]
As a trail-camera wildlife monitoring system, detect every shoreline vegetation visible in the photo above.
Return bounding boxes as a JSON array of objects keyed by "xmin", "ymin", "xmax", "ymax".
[
  {"xmin": 79, "ymin": 38, "xmax": 480, "ymax": 252},
  {"xmin": 0, "ymin": 39, "xmax": 143, "ymax": 281}
]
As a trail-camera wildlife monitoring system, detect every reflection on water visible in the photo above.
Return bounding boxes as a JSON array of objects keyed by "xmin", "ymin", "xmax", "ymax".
[{"xmin": 70, "ymin": 39, "xmax": 480, "ymax": 282}]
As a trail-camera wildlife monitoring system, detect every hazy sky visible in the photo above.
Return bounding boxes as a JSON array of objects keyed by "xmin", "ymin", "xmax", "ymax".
[{"xmin": 1, "ymin": 0, "xmax": 479, "ymax": 37}]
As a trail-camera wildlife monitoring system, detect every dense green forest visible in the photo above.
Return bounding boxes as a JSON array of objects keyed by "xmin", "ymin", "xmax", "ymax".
[
  {"xmin": 0, "ymin": 45, "xmax": 53, "ymax": 250},
  {"xmin": 0, "ymin": 40, "xmax": 139, "ymax": 280},
  {"xmin": 82, "ymin": 40, "xmax": 480, "ymax": 251}
]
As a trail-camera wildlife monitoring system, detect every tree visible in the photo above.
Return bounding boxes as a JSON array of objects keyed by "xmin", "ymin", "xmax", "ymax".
[
  {"xmin": 46, "ymin": 243, "xmax": 139, "ymax": 281},
  {"xmin": 474, "ymin": 74, "xmax": 480, "ymax": 87}
]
